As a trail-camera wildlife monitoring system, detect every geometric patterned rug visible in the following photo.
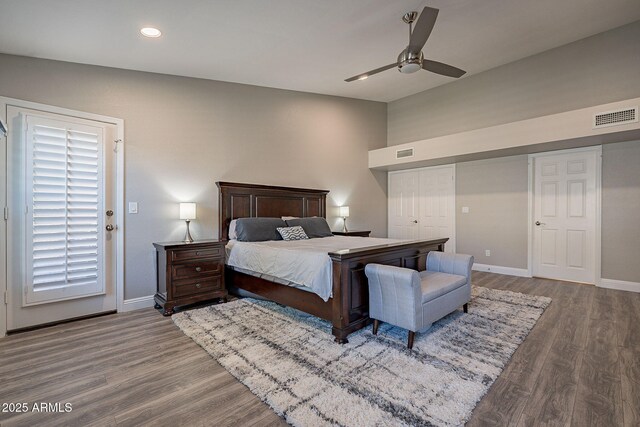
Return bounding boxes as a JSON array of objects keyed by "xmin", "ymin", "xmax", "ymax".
[{"xmin": 173, "ymin": 287, "xmax": 551, "ymax": 426}]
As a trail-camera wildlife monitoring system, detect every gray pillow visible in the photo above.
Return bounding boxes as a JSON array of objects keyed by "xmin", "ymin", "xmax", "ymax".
[
  {"xmin": 285, "ymin": 217, "xmax": 333, "ymax": 238},
  {"xmin": 235, "ymin": 217, "xmax": 286, "ymax": 241}
]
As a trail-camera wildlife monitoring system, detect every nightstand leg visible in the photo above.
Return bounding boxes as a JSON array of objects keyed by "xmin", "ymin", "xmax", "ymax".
[
  {"xmin": 221, "ymin": 296, "xmax": 228, "ymax": 303},
  {"xmin": 162, "ymin": 307, "xmax": 174, "ymax": 316}
]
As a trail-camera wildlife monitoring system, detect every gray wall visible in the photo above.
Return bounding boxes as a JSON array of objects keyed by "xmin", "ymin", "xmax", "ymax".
[
  {"xmin": 0, "ymin": 54, "xmax": 388, "ymax": 299},
  {"xmin": 388, "ymin": 21, "xmax": 640, "ymax": 146},
  {"xmin": 388, "ymin": 21, "xmax": 640, "ymax": 282},
  {"xmin": 453, "ymin": 143, "xmax": 640, "ymax": 283},
  {"xmin": 456, "ymin": 156, "xmax": 529, "ymax": 269},
  {"xmin": 602, "ymin": 141, "xmax": 640, "ymax": 282}
]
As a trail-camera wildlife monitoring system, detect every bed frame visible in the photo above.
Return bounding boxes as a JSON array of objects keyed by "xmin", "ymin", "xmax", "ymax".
[{"xmin": 217, "ymin": 181, "xmax": 448, "ymax": 343}]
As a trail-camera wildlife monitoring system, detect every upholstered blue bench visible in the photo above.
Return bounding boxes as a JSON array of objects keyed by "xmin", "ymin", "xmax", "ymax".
[{"xmin": 364, "ymin": 252, "xmax": 474, "ymax": 349}]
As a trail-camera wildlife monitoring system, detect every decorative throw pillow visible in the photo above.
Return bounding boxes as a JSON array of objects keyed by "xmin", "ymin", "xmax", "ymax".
[{"xmin": 277, "ymin": 226, "xmax": 309, "ymax": 241}]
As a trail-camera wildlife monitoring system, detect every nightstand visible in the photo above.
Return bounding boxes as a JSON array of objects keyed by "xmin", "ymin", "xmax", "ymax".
[
  {"xmin": 332, "ymin": 230, "xmax": 371, "ymax": 237},
  {"xmin": 153, "ymin": 240, "xmax": 227, "ymax": 316}
]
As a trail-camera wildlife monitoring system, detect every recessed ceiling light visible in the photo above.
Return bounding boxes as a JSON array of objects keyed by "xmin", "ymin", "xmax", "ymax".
[{"xmin": 140, "ymin": 27, "xmax": 162, "ymax": 38}]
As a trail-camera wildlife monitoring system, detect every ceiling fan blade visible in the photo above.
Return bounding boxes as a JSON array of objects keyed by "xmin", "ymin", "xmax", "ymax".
[
  {"xmin": 422, "ymin": 59, "xmax": 466, "ymax": 78},
  {"xmin": 345, "ymin": 63, "xmax": 397, "ymax": 82},
  {"xmin": 407, "ymin": 7, "xmax": 439, "ymax": 54}
]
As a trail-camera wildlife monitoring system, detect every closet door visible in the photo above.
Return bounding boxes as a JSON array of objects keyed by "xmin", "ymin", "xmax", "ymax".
[
  {"xmin": 388, "ymin": 170, "xmax": 420, "ymax": 239},
  {"xmin": 418, "ymin": 166, "xmax": 456, "ymax": 252},
  {"xmin": 388, "ymin": 166, "xmax": 455, "ymax": 251}
]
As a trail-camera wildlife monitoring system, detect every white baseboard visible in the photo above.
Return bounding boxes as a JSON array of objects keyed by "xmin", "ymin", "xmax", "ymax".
[
  {"xmin": 121, "ymin": 295, "xmax": 155, "ymax": 312},
  {"xmin": 598, "ymin": 278, "xmax": 640, "ymax": 293},
  {"xmin": 473, "ymin": 263, "xmax": 531, "ymax": 278}
]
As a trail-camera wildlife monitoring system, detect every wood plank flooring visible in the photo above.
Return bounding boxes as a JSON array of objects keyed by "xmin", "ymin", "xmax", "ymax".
[{"xmin": 1, "ymin": 272, "xmax": 638, "ymax": 426}]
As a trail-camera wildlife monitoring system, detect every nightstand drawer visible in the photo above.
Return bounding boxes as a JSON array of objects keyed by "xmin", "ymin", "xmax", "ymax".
[
  {"xmin": 172, "ymin": 246, "xmax": 223, "ymax": 262},
  {"xmin": 173, "ymin": 275, "xmax": 223, "ymax": 298},
  {"xmin": 171, "ymin": 259, "xmax": 222, "ymax": 280}
]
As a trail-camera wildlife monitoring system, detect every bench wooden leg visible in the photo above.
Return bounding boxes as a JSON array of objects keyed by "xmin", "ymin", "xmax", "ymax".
[
  {"xmin": 463, "ymin": 303, "xmax": 468, "ymax": 313},
  {"xmin": 407, "ymin": 331, "xmax": 415, "ymax": 349},
  {"xmin": 372, "ymin": 319, "xmax": 380, "ymax": 335}
]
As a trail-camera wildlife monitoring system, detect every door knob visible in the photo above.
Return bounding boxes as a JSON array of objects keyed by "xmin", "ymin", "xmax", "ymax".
[
  {"xmin": 106, "ymin": 224, "xmax": 114, "ymax": 231},
  {"xmin": 412, "ymin": 220, "xmax": 418, "ymax": 224},
  {"xmin": 535, "ymin": 221, "xmax": 546, "ymax": 226}
]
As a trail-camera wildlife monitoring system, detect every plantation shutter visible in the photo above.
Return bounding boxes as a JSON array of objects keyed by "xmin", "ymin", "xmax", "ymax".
[{"xmin": 24, "ymin": 115, "xmax": 105, "ymax": 305}]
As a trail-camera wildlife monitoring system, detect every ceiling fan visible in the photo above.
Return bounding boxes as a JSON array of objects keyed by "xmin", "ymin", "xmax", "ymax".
[{"xmin": 345, "ymin": 7, "xmax": 466, "ymax": 82}]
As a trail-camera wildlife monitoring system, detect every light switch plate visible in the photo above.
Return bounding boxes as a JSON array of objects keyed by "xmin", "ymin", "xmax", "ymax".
[
  {"xmin": 128, "ymin": 202, "xmax": 138, "ymax": 214},
  {"xmin": 462, "ymin": 206, "xmax": 470, "ymax": 213}
]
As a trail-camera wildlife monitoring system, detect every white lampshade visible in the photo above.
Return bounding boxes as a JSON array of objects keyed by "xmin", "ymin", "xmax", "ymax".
[
  {"xmin": 179, "ymin": 202, "xmax": 196, "ymax": 220},
  {"xmin": 339, "ymin": 206, "xmax": 350, "ymax": 218}
]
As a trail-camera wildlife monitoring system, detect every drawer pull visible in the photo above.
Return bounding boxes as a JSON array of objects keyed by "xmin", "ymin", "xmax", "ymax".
[
  {"xmin": 195, "ymin": 283, "xmax": 201, "ymax": 288},
  {"xmin": 196, "ymin": 252, "xmax": 201, "ymax": 256},
  {"xmin": 195, "ymin": 267, "xmax": 202, "ymax": 272}
]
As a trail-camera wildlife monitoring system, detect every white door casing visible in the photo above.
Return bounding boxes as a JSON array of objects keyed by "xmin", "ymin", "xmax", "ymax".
[
  {"xmin": 4, "ymin": 101, "xmax": 122, "ymax": 332},
  {"xmin": 388, "ymin": 165, "xmax": 455, "ymax": 252},
  {"xmin": 531, "ymin": 147, "xmax": 600, "ymax": 284}
]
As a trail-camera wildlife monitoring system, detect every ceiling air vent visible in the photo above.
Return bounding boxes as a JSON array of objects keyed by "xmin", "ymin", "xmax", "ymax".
[
  {"xmin": 593, "ymin": 106, "xmax": 638, "ymax": 129},
  {"xmin": 396, "ymin": 148, "xmax": 414, "ymax": 159}
]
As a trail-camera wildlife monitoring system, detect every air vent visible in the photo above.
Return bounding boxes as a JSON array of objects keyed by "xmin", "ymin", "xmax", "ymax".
[
  {"xmin": 396, "ymin": 148, "xmax": 414, "ymax": 159},
  {"xmin": 593, "ymin": 107, "xmax": 638, "ymax": 129}
]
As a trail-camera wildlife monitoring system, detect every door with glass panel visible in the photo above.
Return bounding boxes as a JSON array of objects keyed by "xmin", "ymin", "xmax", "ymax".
[{"xmin": 7, "ymin": 107, "xmax": 116, "ymax": 330}]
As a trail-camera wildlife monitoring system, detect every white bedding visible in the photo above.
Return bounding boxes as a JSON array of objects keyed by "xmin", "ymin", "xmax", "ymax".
[{"xmin": 226, "ymin": 236, "xmax": 404, "ymax": 301}]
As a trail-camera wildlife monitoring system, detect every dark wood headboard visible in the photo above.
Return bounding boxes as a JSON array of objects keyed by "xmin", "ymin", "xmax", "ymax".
[{"xmin": 216, "ymin": 182, "xmax": 329, "ymax": 240}]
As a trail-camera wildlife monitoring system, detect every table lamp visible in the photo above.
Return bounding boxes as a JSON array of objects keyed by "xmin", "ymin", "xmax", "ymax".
[
  {"xmin": 339, "ymin": 206, "xmax": 350, "ymax": 232},
  {"xmin": 179, "ymin": 202, "xmax": 196, "ymax": 243}
]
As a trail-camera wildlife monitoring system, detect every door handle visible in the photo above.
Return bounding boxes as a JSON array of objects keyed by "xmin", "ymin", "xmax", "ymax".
[
  {"xmin": 535, "ymin": 221, "xmax": 546, "ymax": 226},
  {"xmin": 106, "ymin": 224, "xmax": 114, "ymax": 231},
  {"xmin": 412, "ymin": 220, "xmax": 418, "ymax": 224}
]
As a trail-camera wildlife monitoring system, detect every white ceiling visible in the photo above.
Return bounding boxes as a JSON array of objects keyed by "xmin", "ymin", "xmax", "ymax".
[{"xmin": 1, "ymin": 0, "xmax": 639, "ymax": 102}]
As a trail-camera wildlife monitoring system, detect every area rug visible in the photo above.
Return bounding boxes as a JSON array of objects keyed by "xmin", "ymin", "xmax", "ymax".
[{"xmin": 173, "ymin": 286, "xmax": 551, "ymax": 426}]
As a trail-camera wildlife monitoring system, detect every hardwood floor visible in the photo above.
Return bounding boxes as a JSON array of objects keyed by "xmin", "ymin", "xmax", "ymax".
[{"xmin": 1, "ymin": 272, "xmax": 638, "ymax": 426}]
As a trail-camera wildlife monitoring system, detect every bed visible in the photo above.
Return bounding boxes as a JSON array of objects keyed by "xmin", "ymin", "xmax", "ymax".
[{"xmin": 217, "ymin": 181, "xmax": 448, "ymax": 343}]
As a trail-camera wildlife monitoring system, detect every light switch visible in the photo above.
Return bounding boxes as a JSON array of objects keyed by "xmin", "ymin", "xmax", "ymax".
[
  {"xmin": 128, "ymin": 202, "xmax": 138, "ymax": 214},
  {"xmin": 462, "ymin": 206, "xmax": 470, "ymax": 214}
]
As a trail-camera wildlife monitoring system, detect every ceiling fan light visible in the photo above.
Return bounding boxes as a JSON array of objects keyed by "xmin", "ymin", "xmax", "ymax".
[
  {"xmin": 399, "ymin": 63, "xmax": 421, "ymax": 74},
  {"xmin": 357, "ymin": 75, "xmax": 368, "ymax": 81}
]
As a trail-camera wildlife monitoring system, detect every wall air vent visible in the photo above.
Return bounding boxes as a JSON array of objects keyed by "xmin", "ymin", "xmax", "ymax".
[
  {"xmin": 396, "ymin": 148, "xmax": 414, "ymax": 159},
  {"xmin": 593, "ymin": 106, "xmax": 638, "ymax": 129}
]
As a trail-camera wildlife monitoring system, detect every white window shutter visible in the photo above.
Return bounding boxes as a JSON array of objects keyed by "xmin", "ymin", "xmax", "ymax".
[{"xmin": 25, "ymin": 115, "xmax": 105, "ymax": 305}]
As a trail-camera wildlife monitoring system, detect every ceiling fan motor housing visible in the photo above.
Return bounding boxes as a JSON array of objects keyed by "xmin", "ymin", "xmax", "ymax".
[{"xmin": 397, "ymin": 48, "xmax": 423, "ymax": 74}]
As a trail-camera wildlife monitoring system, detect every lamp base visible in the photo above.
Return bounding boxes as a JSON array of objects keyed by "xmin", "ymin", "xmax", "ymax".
[
  {"xmin": 183, "ymin": 220, "xmax": 194, "ymax": 243},
  {"xmin": 342, "ymin": 217, "xmax": 348, "ymax": 233}
]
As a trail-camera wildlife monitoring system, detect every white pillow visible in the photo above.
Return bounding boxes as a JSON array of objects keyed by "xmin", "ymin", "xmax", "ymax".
[
  {"xmin": 228, "ymin": 219, "xmax": 238, "ymax": 240},
  {"xmin": 281, "ymin": 216, "xmax": 299, "ymax": 221},
  {"xmin": 276, "ymin": 225, "xmax": 309, "ymax": 241}
]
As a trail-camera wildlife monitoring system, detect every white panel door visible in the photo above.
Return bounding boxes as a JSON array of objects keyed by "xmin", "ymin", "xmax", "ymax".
[
  {"xmin": 388, "ymin": 170, "xmax": 419, "ymax": 239},
  {"xmin": 7, "ymin": 107, "xmax": 117, "ymax": 330},
  {"xmin": 388, "ymin": 166, "xmax": 455, "ymax": 249},
  {"xmin": 532, "ymin": 148, "xmax": 598, "ymax": 284},
  {"xmin": 418, "ymin": 166, "xmax": 455, "ymax": 252}
]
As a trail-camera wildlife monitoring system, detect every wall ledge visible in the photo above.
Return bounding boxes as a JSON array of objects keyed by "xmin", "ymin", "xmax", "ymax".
[{"xmin": 371, "ymin": 97, "xmax": 640, "ymax": 170}]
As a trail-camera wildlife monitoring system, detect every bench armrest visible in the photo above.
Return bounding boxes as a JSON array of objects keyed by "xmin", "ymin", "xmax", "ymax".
[
  {"xmin": 426, "ymin": 252, "xmax": 474, "ymax": 284},
  {"xmin": 364, "ymin": 264, "xmax": 422, "ymax": 331}
]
